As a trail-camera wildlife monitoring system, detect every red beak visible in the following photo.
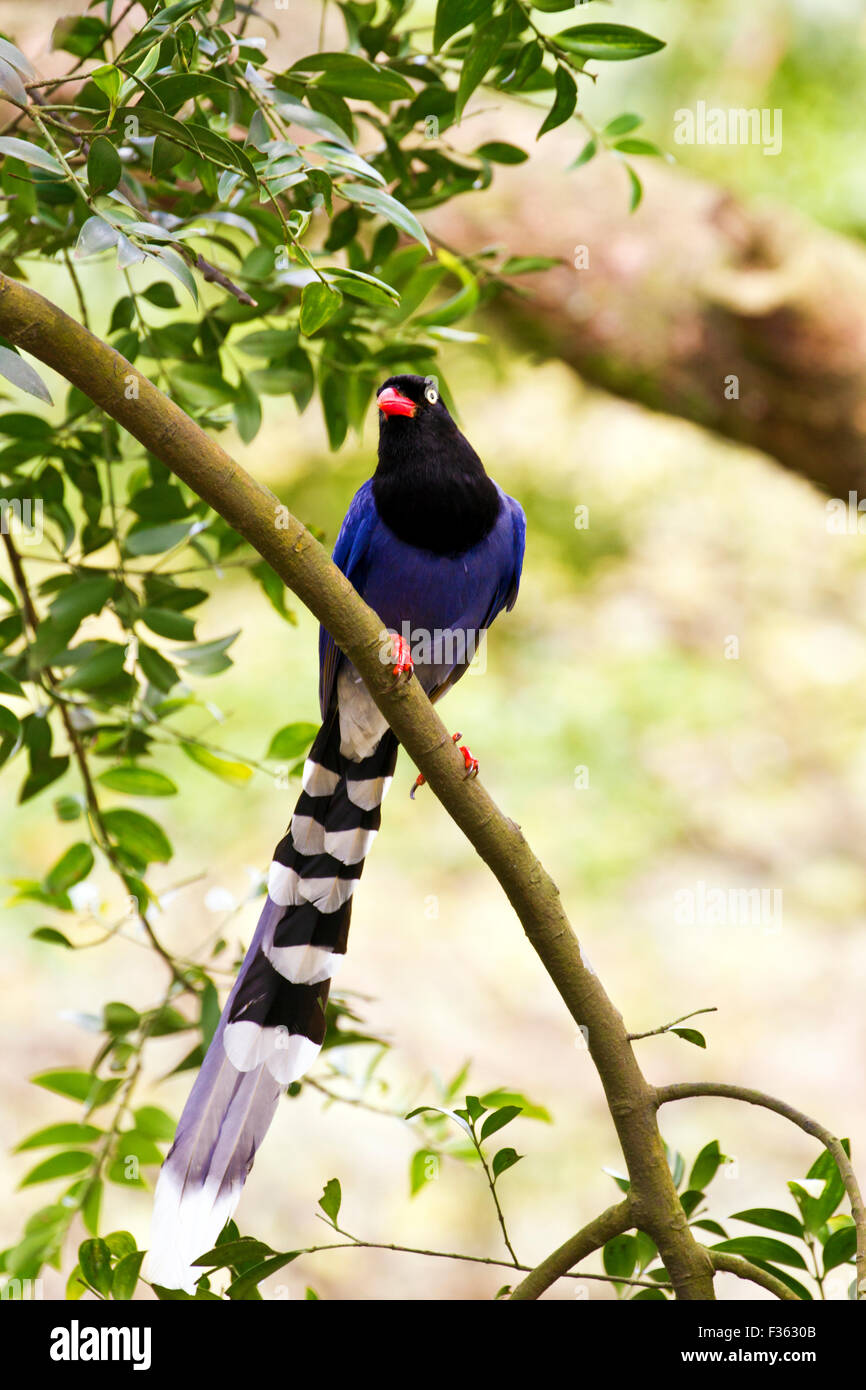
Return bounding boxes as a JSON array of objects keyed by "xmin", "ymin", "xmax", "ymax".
[{"xmin": 377, "ymin": 386, "xmax": 417, "ymax": 418}]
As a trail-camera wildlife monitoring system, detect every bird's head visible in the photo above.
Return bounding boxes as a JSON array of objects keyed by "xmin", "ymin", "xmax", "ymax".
[
  {"xmin": 376, "ymin": 374, "xmax": 450, "ymax": 427},
  {"xmin": 372, "ymin": 373, "xmax": 500, "ymax": 553}
]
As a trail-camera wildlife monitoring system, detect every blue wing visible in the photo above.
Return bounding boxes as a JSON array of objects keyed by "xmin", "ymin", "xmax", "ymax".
[
  {"xmin": 318, "ymin": 480, "xmax": 378, "ymax": 716},
  {"xmin": 318, "ymin": 481, "xmax": 526, "ymax": 716}
]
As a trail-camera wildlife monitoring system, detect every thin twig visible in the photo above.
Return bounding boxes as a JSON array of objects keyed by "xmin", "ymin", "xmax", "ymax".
[{"xmin": 629, "ymin": 1006, "xmax": 717, "ymax": 1043}]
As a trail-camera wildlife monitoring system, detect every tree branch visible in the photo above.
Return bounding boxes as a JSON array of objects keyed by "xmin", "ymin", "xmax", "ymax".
[
  {"xmin": 708, "ymin": 1251, "xmax": 799, "ymax": 1302},
  {"xmin": 509, "ymin": 1199, "xmax": 633, "ymax": 1301},
  {"xmin": 657, "ymin": 1082, "xmax": 866, "ymax": 1294},
  {"xmin": 628, "ymin": 1006, "xmax": 717, "ymax": 1043}
]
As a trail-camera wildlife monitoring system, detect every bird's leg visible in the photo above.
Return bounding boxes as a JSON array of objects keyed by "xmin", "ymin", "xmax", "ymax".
[
  {"xmin": 390, "ymin": 632, "xmax": 414, "ymax": 680},
  {"xmin": 410, "ymin": 732, "xmax": 479, "ymax": 799}
]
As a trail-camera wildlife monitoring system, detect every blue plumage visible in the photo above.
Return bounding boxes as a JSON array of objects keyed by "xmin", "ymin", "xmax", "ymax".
[{"xmin": 320, "ymin": 477, "xmax": 525, "ymax": 713}]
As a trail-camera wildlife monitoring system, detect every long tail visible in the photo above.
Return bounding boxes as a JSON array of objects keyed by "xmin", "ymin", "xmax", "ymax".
[{"xmin": 145, "ymin": 713, "xmax": 398, "ymax": 1292}]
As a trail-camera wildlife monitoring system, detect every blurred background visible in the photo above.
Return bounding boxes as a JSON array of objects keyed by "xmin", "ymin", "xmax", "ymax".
[{"xmin": 2, "ymin": 0, "xmax": 866, "ymax": 1300}]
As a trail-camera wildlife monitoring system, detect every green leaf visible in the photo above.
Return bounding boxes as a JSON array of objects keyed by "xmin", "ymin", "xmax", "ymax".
[
  {"xmin": 537, "ymin": 66, "xmax": 576, "ymax": 138},
  {"xmin": 479, "ymin": 1088, "xmax": 552, "ymax": 1123},
  {"xmin": 0, "ymin": 702, "xmax": 21, "ymax": 742},
  {"xmin": 625, "ymin": 164, "xmax": 643, "ymax": 213},
  {"xmin": 570, "ymin": 138, "xmax": 597, "ymax": 170},
  {"xmin": 492, "ymin": 1147, "xmax": 522, "ymax": 1179},
  {"xmin": 90, "ymin": 63, "xmax": 121, "ymax": 104},
  {"xmin": 181, "ymin": 742, "xmax": 253, "ymax": 784},
  {"xmin": 124, "ymin": 521, "xmax": 196, "ymax": 557},
  {"xmin": 172, "ymin": 631, "xmax": 239, "ymax": 677},
  {"xmin": 59, "ymin": 644, "xmax": 126, "ymax": 692},
  {"xmin": 555, "ymin": 23, "xmax": 666, "ymax": 62},
  {"xmin": 410, "ymin": 1148, "xmax": 439, "ymax": 1195},
  {"xmin": 141, "ymin": 281, "xmax": 179, "ymax": 309},
  {"xmin": 31, "ymin": 1069, "xmax": 95, "ymax": 1102},
  {"xmin": 730, "ymin": 1208, "xmax": 805, "ymax": 1240},
  {"xmin": 112, "ymin": 1249, "xmax": 145, "ymax": 1300},
  {"xmin": 340, "ymin": 183, "xmax": 431, "ymax": 251},
  {"xmin": 87, "ymin": 136, "xmax": 122, "ymax": 196},
  {"xmin": 75, "ymin": 215, "xmax": 119, "ymax": 260},
  {"xmin": 291, "ymin": 53, "xmax": 414, "ymax": 103},
  {"xmin": 603, "ymin": 1233, "xmax": 638, "ymax": 1279},
  {"xmin": 615, "ymin": 138, "xmax": 665, "ymax": 158},
  {"xmin": 603, "ymin": 113, "xmax": 644, "ymax": 138},
  {"xmin": 319, "ymin": 1177, "xmax": 342, "ymax": 1226},
  {"xmin": 103, "ymin": 808, "xmax": 173, "ymax": 863},
  {"xmin": 0, "ymin": 345, "xmax": 53, "ymax": 403},
  {"xmin": 138, "ymin": 642, "xmax": 180, "ymax": 693},
  {"xmin": 226, "ymin": 1250, "xmax": 301, "ymax": 1299},
  {"xmin": 234, "ymin": 375, "xmax": 262, "ymax": 445},
  {"xmin": 16, "ymin": 1122, "xmax": 102, "ymax": 1151},
  {"xmin": 97, "ymin": 765, "xmax": 178, "ymax": 797},
  {"xmin": 711, "ymin": 1237, "xmax": 808, "ymax": 1270},
  {"xmin": 45, "ymin": 842, "xmax": 94, "ymax": 894},
  {"xmin": 326, "ymin": 266, "xmax": 400, "ymax": 306},
  {"xmin": 266, "ymin": 722, "xmax": 319, "ymax": 761},
  {"xmin": 300, "ymin": 281, "xmax": 343, "ymax": 336},
  {"xmin": 30, "ymin": 926, "xmax": 74, "ymax": 949},
  {"xmin": 49, "ymin": 576, "xmax": 114, "ymax": 625},
  {"xmin": 0, "ymin": 669, "xmax": 25, "ymax": 698},
  {"xmin": 133, "ymin": 1106, "xmax": 176, "ymax": 1142},
  {"xmin": 454, "ymin": 14, "xmax": 510, "ymax": 124},
  {"xmin": 688, "ymin": 1140, "xmax": 724, "ymax": 1192},
  {"xmin": 105, "ymin": 1231, "xmax": 137, "ymax": 1260},
  {"xmin": 0, "ymin": 137, "xmax": 64, "ymax": 174},
  {"xmin": 480, "ymin": 1105, "xmax": 522, "ymax": 1141},
  {"xmin": 20, "ymin": 1150, "xmax": 93, "ymax": 1187},
  {"xmin": 434, "ymin": 0, "xmax": 494, "ymax": 51},
  {"xmin": 82, "ymin": 1178, "xmax": 102, "ymax": 1235},
  {"xmin": 140, "ymin": 606, "xmax": 196, "ymax": 641},
  {"xmin": 193, "ymin": 1237, "xmax": 275, "ymax": 1269},
  {"xmin": 79, "ymin": 1237, "xmax": 113, "ymax": 1297},
  {"xmin": 822, "ymin": 1224, "xmax": 856, "ymax": 1272},
  {"xmin": 475, "ymin": 141, "xmax": 528, "ymax": 165},
  {"xmin": 104, "ymin": 1001, "xmax": 140, "ymax": 1034}
]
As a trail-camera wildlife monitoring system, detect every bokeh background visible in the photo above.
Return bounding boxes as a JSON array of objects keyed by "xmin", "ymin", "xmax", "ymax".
[{"xmin": 2, "ymin": 0, "xmax": 866, "ymax": 1300}]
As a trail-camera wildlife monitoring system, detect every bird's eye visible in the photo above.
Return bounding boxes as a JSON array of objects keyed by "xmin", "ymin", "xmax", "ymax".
[{"xmin": 425, "ymin": 385, "xmax": 439, "ymax": 405}]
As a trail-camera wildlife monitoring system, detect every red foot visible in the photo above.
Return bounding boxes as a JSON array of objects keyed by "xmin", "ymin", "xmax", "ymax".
[
  {"xmin": 391, "ymin": 633, "xmax": 414, "ymax": 680},
  {"xmin": 410, "ymin": 732, "xmax": 479, "ymax": 799}
]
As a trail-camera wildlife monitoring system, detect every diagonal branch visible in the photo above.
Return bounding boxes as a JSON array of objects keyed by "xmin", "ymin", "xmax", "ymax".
[
  {"xmin": 656, "ymin": 1082, "xmax": 866, "ymax": 1294},
  {"xmin": 509, "ymin": 1199, "xmax": 633, "ymax": 1301}
]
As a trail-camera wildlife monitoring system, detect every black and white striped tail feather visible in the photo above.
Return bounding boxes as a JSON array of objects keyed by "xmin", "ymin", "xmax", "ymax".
[{"xmin": 145, "ymin": 716, "xmax": 398, "ymax": 1292}]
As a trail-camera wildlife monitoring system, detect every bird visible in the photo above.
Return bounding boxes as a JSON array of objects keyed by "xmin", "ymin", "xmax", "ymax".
[{"xmin": 145, "ymin": 374, "xmax": 526, "ymax": 1291}]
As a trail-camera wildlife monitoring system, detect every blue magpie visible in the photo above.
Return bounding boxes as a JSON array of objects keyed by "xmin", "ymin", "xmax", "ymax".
[{"xmin": 146, "ymin": 375, "xmax": 526, "ymax": 1291}]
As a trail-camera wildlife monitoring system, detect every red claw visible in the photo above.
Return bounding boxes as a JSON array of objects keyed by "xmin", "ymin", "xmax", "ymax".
[
  {"xmin": 409, "ymin": 732, "xmax": 479, "ymax": 799},
  {"xmin": 459, "ymin": 743, "xmax": 479, "ymax": 779},
  {"xmin": 391, "ymin": 633, "xmax": 414, "ymax": 680}
]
